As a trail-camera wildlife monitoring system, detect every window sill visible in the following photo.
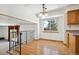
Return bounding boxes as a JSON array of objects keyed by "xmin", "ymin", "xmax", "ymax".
[{"xmin": 43, "ymin": 30, "xmax": 59, "ymax": 33}]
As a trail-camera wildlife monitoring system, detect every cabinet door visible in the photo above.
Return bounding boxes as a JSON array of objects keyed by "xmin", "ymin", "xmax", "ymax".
[
  {"xmin": 76, "ymin": 36, "xmax": 79, "ymax": 54},
  {"xmin": 69, "ymin": 33, "xmax": 75, "ymax": 54},
  {"xmin": 76, "ymin": 10, "xmax": 79, "ymax": 23},
  {"xmin": 67, "ymin": 11, "xmax": 76, "ymax": 25}
]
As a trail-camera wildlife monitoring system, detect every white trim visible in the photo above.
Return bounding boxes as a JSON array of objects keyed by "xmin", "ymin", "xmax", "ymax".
[{"xmin": 40, "ymin": 14, "xmax": 64, "ymax": 20}]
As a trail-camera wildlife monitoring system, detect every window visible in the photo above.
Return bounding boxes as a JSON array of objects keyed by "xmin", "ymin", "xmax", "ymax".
[{"xmin": 43, "ymin": 17, "xmax": 59, "ymax": 33}]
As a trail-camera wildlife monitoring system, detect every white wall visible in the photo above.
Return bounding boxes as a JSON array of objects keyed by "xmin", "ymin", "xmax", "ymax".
[
  {"xmin": 0, "ymin": 26, "xmax": 8, "ymax": 39},
  {"xmin": 0, "ymin": 26, "xmax": 5, "ymax": 37},
  {"xmin": 39, "ymin": 15, "xmax": 65, "ymax": 41},
  {"xmin": 20, "ymin": 24, "xmax": 36, "ymax": 31},
  {"xmin": 20, "ymin": 24, "xmax": 38, "ymax": 39}
]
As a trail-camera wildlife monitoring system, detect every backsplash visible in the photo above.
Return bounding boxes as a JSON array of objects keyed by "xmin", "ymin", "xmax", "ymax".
[{"xmin": 67, "ymin": 25, "xmax": 79, "ymax": 30}]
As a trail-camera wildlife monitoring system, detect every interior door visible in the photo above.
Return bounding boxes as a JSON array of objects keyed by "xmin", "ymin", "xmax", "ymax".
[{"xmin": 8, "ymin": 25, "xmax": 20, "ymax": 42}]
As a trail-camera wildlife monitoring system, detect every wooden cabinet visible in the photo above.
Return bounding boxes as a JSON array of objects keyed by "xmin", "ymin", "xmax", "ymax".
[
  {"xmin": 75, "ymin": 36, "xmax": 79, "ymax": 54},
  {"xmin": 67, "ymin": 9, "xmax": 79, "ymax": 25},
  {"xmin": 68, "ymin": 33, "xmax": 76, "ymax": 54},
  {"xmin": 64, "ymin": 32, "xmax": 69, "ymax": 46},
  {"xmin": 68, "ymin": 33, "xmax": 79, "ymax": 55}
]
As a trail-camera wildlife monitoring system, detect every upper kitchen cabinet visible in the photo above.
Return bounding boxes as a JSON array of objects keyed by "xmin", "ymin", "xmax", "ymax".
[{"xmin": 67, "ymin": 9, "xmax": 79, "ymax": 25}]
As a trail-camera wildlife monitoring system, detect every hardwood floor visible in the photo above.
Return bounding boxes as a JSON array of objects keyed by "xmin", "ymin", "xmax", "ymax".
[{"xmin": 8, "ymin": 39, "xmax": 71, "ymax": 55}]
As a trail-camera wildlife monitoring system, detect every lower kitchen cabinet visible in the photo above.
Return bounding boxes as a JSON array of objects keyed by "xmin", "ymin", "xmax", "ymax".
[{"xmin": 68, "ymin": 33, "xmax": 79, "ymax": 55}]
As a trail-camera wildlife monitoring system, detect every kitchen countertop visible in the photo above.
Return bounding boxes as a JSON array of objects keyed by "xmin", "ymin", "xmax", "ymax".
[
  {"xmin": 66, "ymin": 30, "xmax": 79, "ymax": 32},
  {"xmin": 66, "ymin": 30, "xmax": 79, "ymax": 36}
]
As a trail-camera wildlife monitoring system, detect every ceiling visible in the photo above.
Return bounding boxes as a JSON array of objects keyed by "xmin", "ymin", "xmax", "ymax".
[
  {"xmin": 9, "ymin": 4, "xmax": 69, "ymax": 14},
  {"xmin": 22, "ymin": 4, "xmax": 69, "ymax": 12},
  {"xmin": 0, "ymin": 4, "xmax": 69, "ymax": 26}
]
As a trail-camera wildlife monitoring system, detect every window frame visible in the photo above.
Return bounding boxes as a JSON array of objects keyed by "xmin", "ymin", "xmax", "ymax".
[{"xmin": 43, "ymin": 16, "xmax": 59, "ymax": 33}]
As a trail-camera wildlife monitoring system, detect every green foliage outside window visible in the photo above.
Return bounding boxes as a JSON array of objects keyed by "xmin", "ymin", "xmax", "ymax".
[{"xmin": 44, "ymin": 19, "xmax": 58, "ymax": 32}]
